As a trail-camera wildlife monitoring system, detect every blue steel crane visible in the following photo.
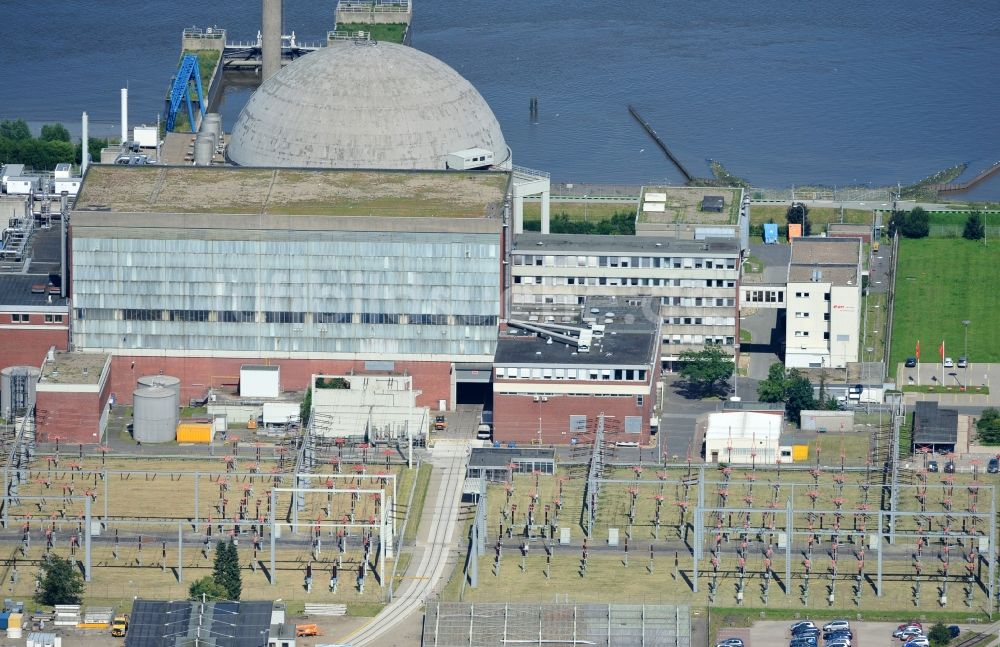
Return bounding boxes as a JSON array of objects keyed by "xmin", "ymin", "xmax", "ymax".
[{"xmin": 165, "ymin": 54, "xmax": 206, "ymax": 132}]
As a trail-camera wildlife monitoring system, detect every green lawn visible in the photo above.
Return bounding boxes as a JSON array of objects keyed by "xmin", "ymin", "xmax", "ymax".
[
  {"xmin": 749, "ymin": 205, "xmax": 871, "ymax": 227},
  {"xmin": 334, "ymin": 23, "xmax": 407, "ymax": 44},
  {"xmin": 890, "ymin": 238, "xmax": 1000, "ymax": 372}
]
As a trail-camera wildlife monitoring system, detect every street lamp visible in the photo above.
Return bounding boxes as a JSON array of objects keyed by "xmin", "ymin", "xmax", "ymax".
[{"xmin": 962, "ymin": 320, "xmax": 970, "ymax": 387}]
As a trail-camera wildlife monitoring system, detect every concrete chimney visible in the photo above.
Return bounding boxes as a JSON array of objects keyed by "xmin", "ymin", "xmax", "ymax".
[
  {"xmin": 81, "ymin": 112, "xmax": 89, "ymax": 177},
  {"xmin": 262, "ymin": 0, "xmax": 282, "ymax": 82},
  {"xmin": 120, "ymin": 88, "xmax": 128, "ymax": 144}
]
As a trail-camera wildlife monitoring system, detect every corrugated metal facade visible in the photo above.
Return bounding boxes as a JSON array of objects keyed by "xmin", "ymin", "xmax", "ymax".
[{"xmin": 72, "ymin": 231, "xmax": 500, "ymax": 358}]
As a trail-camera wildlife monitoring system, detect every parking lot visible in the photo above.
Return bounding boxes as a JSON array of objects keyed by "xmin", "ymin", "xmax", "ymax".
[{"xmin": 716, "ymin": 620, "xmax": 981, "ymax": 647}]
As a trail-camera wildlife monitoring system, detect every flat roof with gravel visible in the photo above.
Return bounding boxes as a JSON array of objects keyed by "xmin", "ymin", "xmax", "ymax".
[
  {"xmin": 40, "ymin": 352, "xmax": 109, "ymax": 385},
  {"xmin": 638, "ymin": 186, "xmax": 741, "ymax": 225},
  {"xmin": 76, "ymin": 166, "xmax": 509, "ymax": 219}
]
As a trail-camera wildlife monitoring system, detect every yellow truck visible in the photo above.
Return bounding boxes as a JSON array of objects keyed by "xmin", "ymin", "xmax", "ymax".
[{"xmin": 111, "ymin": 615, "xmax": 128, "ymax": 637}]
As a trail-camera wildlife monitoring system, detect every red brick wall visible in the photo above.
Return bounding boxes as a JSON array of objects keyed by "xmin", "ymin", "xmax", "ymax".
[
  {"xmin": 107, "ymin": 356, "xmax": 453, "ymax": 409},
  {"xmin": 0, "ymin": 327, "xmax": 68, "ymax": 369},
  {"xmin": 36, "ymin": 390, "xmax": 103, "ymax": 444},
  {"xmin": 494, "ymin": 381, "xmax": 655, "ymax": 445}
]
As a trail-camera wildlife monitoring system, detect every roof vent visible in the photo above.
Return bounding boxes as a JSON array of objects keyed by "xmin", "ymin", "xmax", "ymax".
[
  {"xmin": 655, "ymin": 242, "xmax": 662, "ymax": 247},
  {"xmin": 546, "ymin": 337, "xmax": 553, "ymax": 345},
  {"xmin": 535, "ymin": 351, "xmax": 542, "ymax": 355},
  {"xmin": 536, "ymin": 241, "xmax": 544, "ymax": 246}
]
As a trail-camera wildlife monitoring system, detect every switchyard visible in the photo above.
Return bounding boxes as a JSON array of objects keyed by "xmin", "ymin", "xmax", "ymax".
[
  {"xmin": 0, "ymin": 417, "xmax": 422, "ymax": 607},
  {"xmin": 454, "ymin": 411, "xmax": 1000, "ymax": 615}
]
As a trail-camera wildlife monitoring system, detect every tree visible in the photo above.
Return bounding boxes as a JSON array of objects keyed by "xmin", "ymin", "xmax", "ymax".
[
  {"xmin": 757, "ymin": 362, "xmax": 787, "ymax": 403},
  {"xmin": 786, "ymin": 202, "xmax": 811, "ymax": 236},
  {"xmin": 963, "ymin": 210, "xmax": 985, "ymax": 240},
  {"xmin": 927, "ymin": 622, "xmax": 951, "ymax": 647},
  {"xmin": 783, "ymin": 370, "xmax": 817, "ymax": 425},
  {"xmin": 300, "ymin": 386, "xmax": 312, "ymax": 427},
  {"xmin": 188, "ymin": 576, "xmax": 228, "ymax": 601},
  {"xmin": 678, "ymin": 346, "xmax": 734, "ymax": 397},
  {"xmin": 212, "ymin": 539, "xmax": 242, "ymax": 600},
  {"xmin": 35, "ymin": 554, "xmax": 85, "ymax": 606},
  {"xmin": 40, "ymin": 123, "xmax": 71, "ymax": 143},
  {"xmin": 977, "ymin": 408, "xmax": 1000, "ymax": 445},
  {"xmin": 0, "ymin": 119, "xmax": 31, "ymax": 141},
  {"xmin": 901, "ymin": 207, "xmax": 930, "ymax": 238}
]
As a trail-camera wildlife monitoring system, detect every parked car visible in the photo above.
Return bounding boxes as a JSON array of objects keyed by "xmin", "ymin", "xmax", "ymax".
[
  {"xmin": 896, "ymin": 622, "xmax": 922, "ymax": 631},
  {"xmin": 944, "ymin": 357, "xmax": 955, "ymax": 368},
  {"xmin": 988, "ymin": 458, "xmax": 999, "ymax": 474},
  {"xmin": 948, "ymin": 626, "xmax": 960, "ymax": 638},
  {"xmin": 944, "ymin": 461, "xmax": 956, "ymax": 473},
  {"xmin": 903, "ymin": 637, "xmax": 929, "ymax": 647},
  {"xmin": 824, "ymin": 630, "xmax": 852, "ymax": 643},
  {"xmin": 826, "ymin": 640, "xmax": 851, "ymax": 647},
  {"xmin": 905, "ymin": 357, "xmax": 917, "ymax": 367},
  {"xmin": 897, "ymin": 628, "xmax": 923, "ymax": 642},
  {"xmin": 790, "ymin": 621, "xmax": 817, "ymax": 634},
  {"xmin": 927, "ymin": 460, "xmax": 939, "ymax": 472},
  {"xmin": 893, "ymin": 624, "xmax": 922, "ymax": 638},
  {"xmin": 715, "ymin": 639, "xmax": 744, "ymax": 647},
  {"xmin": 958, "ymin": 356, "xmax": 968, "ymax": 368},
  {"xmin": 433, "ymin": 415, "xmax": 447, "ymax": 431},
  {"xmin": 822, "ymin": 621, "xmax": 850, "ymax": 633},
  {"xmin": 790, "ymin": 638, "xmax": 817, "ymax": 647}
]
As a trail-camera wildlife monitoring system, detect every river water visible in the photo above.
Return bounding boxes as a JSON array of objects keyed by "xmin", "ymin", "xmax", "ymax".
[{"xmin": 1, "ymin": 0, "xmax": 998, "ymax": 197}]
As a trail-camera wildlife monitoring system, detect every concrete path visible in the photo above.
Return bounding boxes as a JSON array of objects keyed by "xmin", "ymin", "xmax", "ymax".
[{"xmin": 338, "ymin": 441, "xmax": 470, "ymax": 646}]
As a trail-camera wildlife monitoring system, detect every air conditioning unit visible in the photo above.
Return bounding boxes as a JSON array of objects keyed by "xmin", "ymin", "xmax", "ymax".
[
  {"xmin": 533, "ymin": 395, "xmax": 540, "ymax": 402},
  {"xmin": 541, "ymin": 396, "xmax": 548, "ymax": 402}
]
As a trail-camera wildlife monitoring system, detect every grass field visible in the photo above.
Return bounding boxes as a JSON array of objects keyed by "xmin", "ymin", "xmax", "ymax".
[
  {"xmin": 522, "ymin": 201, "xmax": 635, "ymax": 225},
  {"xmin": 749, "ymin": 205, "xmax": 872, "ymax": 228},
  {"xmin": 889, "ymin": 238, "xmax": 1000, "ymax": 371}
]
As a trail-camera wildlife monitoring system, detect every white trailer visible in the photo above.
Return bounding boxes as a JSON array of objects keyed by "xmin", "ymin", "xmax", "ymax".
[
  {"xmin": 53, "ymin": 163, "xmax": 72, "ymax": 180},
  {"xmin": 446, "ymin": 147, "xmax": 495, "ymax": 170},
  {"xmin": 5, "ymin": 177, "xmax": 40, "ymax": 195},
  {"xmin": 262, "ymin": 402, "xmax": 300, "ymax": 427},
  {"xmin": 1, "ymin": 164, "xmax": 26, "ymax": 191},
  {"xmin": 133, "ymin": 125, "xmax": 159, "ymax": 149},
  {"xmin": 54, "ymin": 178, "xmax": 82, "ymax": 196}
]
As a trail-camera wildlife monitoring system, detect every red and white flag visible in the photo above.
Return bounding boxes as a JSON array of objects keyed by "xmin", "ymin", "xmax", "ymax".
[
  {"xmin": 915, "ymin": 340, "xmax": 920, "ymax": 361},
  {"xmin": 939, "ymin": 340, "xmax": 945, "ymax": 361}
]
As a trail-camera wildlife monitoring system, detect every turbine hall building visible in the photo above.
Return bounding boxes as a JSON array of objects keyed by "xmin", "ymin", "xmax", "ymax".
[{"xmin": 69, "ymin": 165, "xmax": 511, "ymax": 408}]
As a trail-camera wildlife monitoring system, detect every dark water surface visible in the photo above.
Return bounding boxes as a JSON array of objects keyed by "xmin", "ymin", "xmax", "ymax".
[{"xmin": 1, "ymin": 1, "xmax": 998, "ymax": 194}]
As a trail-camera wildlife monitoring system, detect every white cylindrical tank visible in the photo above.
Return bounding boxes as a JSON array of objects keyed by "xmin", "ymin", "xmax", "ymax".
[
  {"xmin": 202, "ymin": 113, "xmax": 222, "ymax": 142},
  {"xmin": 1, "ymin": 366, "xmax": 41, "ymax": 420},
  {"xmin": 133, "ymin": 386, "xmax": 178, "ymax": 443},
  {"xmin": 194, "ymin": 135, "xmax": 214, "ymax": 166}
]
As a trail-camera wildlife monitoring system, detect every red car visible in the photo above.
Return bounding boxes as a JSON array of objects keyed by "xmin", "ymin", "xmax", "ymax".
[{"xmin": 896, "ymin": 622, "xmax": 922, "ymax": 631}]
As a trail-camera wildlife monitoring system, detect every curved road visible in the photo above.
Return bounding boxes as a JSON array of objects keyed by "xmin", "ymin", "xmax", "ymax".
[{"xmin": 340, "ymin": 441, "xmax": 469, "ymax": 646}]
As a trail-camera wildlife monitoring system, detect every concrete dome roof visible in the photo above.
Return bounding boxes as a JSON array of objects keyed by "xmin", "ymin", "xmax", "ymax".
[{"xmin": 227, "ymin": 40, "xmax": 509, "ymax": 170}]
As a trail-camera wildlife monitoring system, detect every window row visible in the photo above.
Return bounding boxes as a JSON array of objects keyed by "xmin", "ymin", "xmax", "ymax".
[
  {"xmin": 662, "ymin": 336, "xmax": 735, "ymax": 346},
  {"xmin": 661, "ymin": 297, "xmax": 736, "ymax": 307},
  {"xmin": 495, "ymin": 367, "xmax": 648, "ymax": 381},
  {"xmin": 663, "ymin": 316, "xmax": 736, "ymax": 326},
  {"xmin": 79, "ymin": 309, "xmax": 498, "ymax": 326},
  {"xmin": 513, "ymin": 254, "xmax": 737, "ymax": 270},
  {"xmin": 515, "ymin": 276, "xmax": 736, "ymax": 288},
  {"xmin": 6, "ymin": 313, "xmax": 65, "ymax": 324}
]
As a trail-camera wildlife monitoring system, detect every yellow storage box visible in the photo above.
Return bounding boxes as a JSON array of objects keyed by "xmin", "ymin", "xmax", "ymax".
[
  {"xmin": 792, "ymin": 445, "xmax": 809, "ymax": 462},
  {"xmin": 176, "ymin": 423, "xmax": 213, "ymax": 443}
]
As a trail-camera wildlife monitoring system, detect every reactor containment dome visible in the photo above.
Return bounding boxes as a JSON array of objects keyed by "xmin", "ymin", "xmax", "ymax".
[{"xmin": 227, "ymin": 40, "xmax": 510, "ymax": 170}]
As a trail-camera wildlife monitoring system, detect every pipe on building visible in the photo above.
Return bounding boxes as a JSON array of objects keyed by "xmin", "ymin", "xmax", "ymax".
[
  {"xmin": 262, "ymin": 0, "xmax": 282, "ymax": 82},
  {"xmin": 60, "ymin": 192, "xmax": 68, "ymax": 299}
]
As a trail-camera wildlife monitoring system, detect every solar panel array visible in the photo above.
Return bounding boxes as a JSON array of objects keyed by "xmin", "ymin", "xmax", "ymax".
[{"xmin": 125, "ymin": 599, "xmax": 272, "ymax": 647}]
